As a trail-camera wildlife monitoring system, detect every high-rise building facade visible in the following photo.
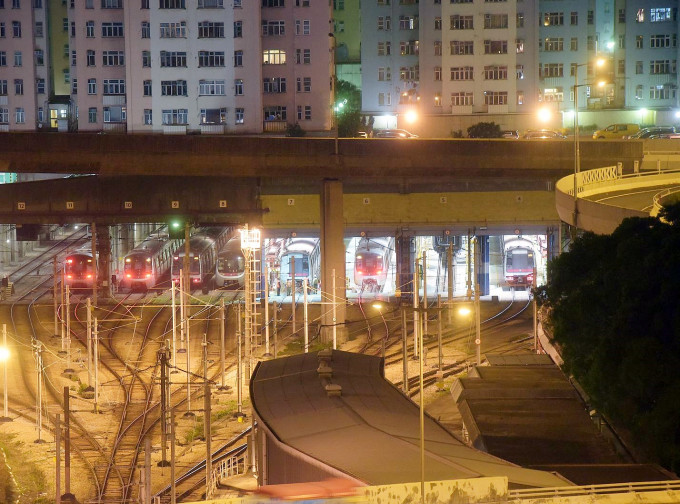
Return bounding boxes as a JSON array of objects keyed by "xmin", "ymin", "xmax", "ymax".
[{"xmin": 2, "ymin": 0, "xmax": 332, "ymax": 134}]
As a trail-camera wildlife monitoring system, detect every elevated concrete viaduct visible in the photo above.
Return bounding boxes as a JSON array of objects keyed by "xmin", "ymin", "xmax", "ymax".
[{"xmin": 0, "ymin": 133, "xmax": 643, "ymax": 342}]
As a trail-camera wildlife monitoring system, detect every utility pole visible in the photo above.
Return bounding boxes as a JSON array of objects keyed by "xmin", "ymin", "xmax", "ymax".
[
  {"xmin": 437, "ymin": 294, "xmax": 443, "ymax": 370},
  {"xmin": 422, "ymin": 251, "xmax": 428, "ymax": 336},
  {"xmin": 401, "ymin": 307, "xmax": 408, "ymax": 393},
  {"xmin": 413, "ymin": 258, "xmax": 419, "ymax": 359},
  {"xmin": 94, "ymin": 318, "xmax": 99, "ymax": 413},
  {"xmin": 219, "ymin": 300, "xmax": 226, "ymax": 389},
  {"xmin": 447, "ymin": 242, "xmax": 454, "ymax": 323},
  {"xmin": 332, "ymin": 268, "xmax": 337, "ymax": 349},
  {"xmin": 86, "ymin": 297, "xmax": 92, "ymax": 386},
  {"xmin": 158, "ymin": 346, "xmax": 169, "ymax": 467},
  {"xmin": 65, "ymin": 286, "xmax": 73, "ymax": 373},
  {"xmin": 53, "ymin": 257, "xmax": 58, "ymax": 337},
  {"xmin": 303, "ymin": 278, "xmax": 309, "ymax": 353},
  {"xmin": 55, "ymin": 413, "xmax": 61, "ymax": 504},
  {"xmin": 170, "ymin": 408, "xmax": 176, "ymax": 504},
  {"xmin": 204, "ymin": 332, "xmax": 212, "ymax": 499},
  {"xmin": 63, "ymin": 387, "xmax": 70, "ymax": 497},
  {"xmin": 171, "ymin": 281, "xmax": 177, "ymax": 370},
  {"xmin": 237, "ymin": 303, "xmax": 243, "ymax": 417},
  {"xmin": 264, "ymin": 262, "xmax": 270, "ymax": 356},
  {"xmin": 273, "ymin": 301, "xmax": 278, "ymax": 358},
  {"xmin": 291, "ymin": 259, "xmax": 296, "ymax": 337},
  {"xmin": 35, "ymin": 341, "xmax": 43, "ymax": 443},
  {"xmin": 91, "ymin": 222, "xmax": 97, "ymax": 307}
]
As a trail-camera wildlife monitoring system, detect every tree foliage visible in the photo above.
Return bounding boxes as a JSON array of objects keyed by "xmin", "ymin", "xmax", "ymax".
[
  {"xmin": 537, "ymin": 202, "xmax": 680, "ymax": 472},
  {"xmin": 467, "ymin": 122, "xmax": 503, "ymax": 138},
  {"xmin": 335, "ymin": 80, "xmax": 362, "ymax": 138}
]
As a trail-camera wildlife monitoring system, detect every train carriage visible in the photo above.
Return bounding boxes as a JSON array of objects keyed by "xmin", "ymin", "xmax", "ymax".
[
  {"xmin": 120, "ymin": 232, "xmax": 180, "ymax": 291},
  {"xmin": 504, "ymin": 237, "xmax": 536, "ymax": 290},
  {"xmin": 64, "ymin": 246, "xmax": 96, "ymax": 289},
  {"xmin": 215, "ymin": 236, "xmax": 246, "ymax": 289},
  {"xmin": 354, "ymin": 237, "xmax": 392, "ymax": 292},
  {"xmin": 171, "ymin": 227, "xmax": 229, "ymax": 291},
  {"xmin": 279, "ymin": 238, "xmax": 319, "ymax": 290}
]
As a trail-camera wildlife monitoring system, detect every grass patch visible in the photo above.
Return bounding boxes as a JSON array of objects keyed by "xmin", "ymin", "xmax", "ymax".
[{"xmin": 0, "ymin": 433, "xmax": 50, "ymax": 504}]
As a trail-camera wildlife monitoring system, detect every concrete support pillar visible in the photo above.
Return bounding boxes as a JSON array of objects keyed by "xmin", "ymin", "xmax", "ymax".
[
  {"xmin": 320, "ymin": 179, "xmax": 346, "ymax": 344},
  {"xmin": 97, "ymin": 226, "xmax": 112, "ymax": 299},
  {"xmin": 395, "ymin": 232, "xmax": 415, "ymax": 302}
]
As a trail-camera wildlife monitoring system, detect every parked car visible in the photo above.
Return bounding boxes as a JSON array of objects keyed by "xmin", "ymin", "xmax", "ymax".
[
  {"xmin": 502, "ymin": 130, "xmax": 520, "ymax": 139},
  {"xmin": 522, "ymin": 129, "xmax": 567, "ymax": 139},
  {"xmin": 625, "ymin": 126, "xmax": 676, "ymax": 139},
  {"xmin": 592, "ymin": 123, "xmax": 640, "ymax": 139},
  {"xmin": 373, "ymin": 129, "xmax": 419, "ymax": 138}
]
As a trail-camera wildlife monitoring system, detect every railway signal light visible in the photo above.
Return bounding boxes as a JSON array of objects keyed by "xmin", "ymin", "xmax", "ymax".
[{"xmin": 168, "ymin": 220, "xmax": 185, "ymax": 240}]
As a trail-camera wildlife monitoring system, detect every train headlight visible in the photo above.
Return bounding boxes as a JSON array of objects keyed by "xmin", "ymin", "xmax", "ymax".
[
  {"xmin": 146, "ymin": 274, "xmax": 151, "ymax": 278},
  {"xmin": 86, "ymin": 274, "xmax": 92, "ymax": 279},
  {"xmin": 126, "ymin": 274, "xmax": 131, "ymax": 278}
]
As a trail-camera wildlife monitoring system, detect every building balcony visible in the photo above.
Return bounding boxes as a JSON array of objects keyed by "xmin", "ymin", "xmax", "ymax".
[
  {"xmin": 487, "ymin": 104, "xmax": 509, "ymax": 114},
  {"xmin": 163, "ymin": 124, "xmax": 187, "ymax": 135},
  {"xmin": 263, "ymin": 120, "xmax": 287, "ymax": 133},
  {"xmin": 103, "ymin": 122, "xmax": 127, "ymax": 133},
  {"xmin": 200, "ymin": 123, "xmax": 226, "ymax": 135},
  {"xmin": 0, "ymin": 125, "xmax": 8, "ymax": 132},
  {"xmin": 0, "ymin": 96, "xmax": 7, "ymax": 106},
  {"xmin": 103, "ymin": 95, "xmax": 126, "ymax": 106},
  {"xmin": 451, "ymin": 105, "xmax": 473, "ymax": 115}
]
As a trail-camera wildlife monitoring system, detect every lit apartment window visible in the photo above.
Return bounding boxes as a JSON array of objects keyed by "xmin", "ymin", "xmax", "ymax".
[{"xmin": 263, "ymin": 49, "xmax": 285, "ymax": 64}]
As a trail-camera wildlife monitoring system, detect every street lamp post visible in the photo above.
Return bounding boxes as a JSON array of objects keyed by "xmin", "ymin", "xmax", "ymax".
[{"xmin": 573, "ymin": 59, "xmax": 605, "ymax": 228}]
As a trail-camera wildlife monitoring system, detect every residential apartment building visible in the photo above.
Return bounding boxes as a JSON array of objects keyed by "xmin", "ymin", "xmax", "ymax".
[
  {"xmin": 1, "ymin": 0, "xmax": 51, "ymax": 132},
  {"xmin": 2, "ymin": 0, "xmax": 332, "ymax": 134}
]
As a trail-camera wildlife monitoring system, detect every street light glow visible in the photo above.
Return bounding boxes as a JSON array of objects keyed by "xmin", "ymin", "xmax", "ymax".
[
  {"xmin": 0, "ymin": 347, "xmax": 8, "ymax": 362},
  {"xmin": 537, "ymin": 107, "xmax": 552, "ymax": 123},
  {"xmin": 405, "ymin": 110, "xmax": 418, "ymax": 123},
  {"xmin": 372, "ymin": 302, "xmax": 383, "ymax": 310},
  {"xmin": 458, "ymin": 307, "xmax": 471, "ymax": 317}
]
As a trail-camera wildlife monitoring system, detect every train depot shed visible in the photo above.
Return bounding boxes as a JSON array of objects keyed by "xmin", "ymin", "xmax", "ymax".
[
  {"xmin": 451, "ymin": 354, "xmax": 676, "ymax": 485},
  {"xmin": 250, "ymin": 350, "xmax": 570, "ymax": 489}
]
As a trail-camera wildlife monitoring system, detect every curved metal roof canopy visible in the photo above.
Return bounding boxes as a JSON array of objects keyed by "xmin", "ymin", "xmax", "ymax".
[{"xmin": 250, "ymin": 350, "xmax": 571, "ymax": 489}]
